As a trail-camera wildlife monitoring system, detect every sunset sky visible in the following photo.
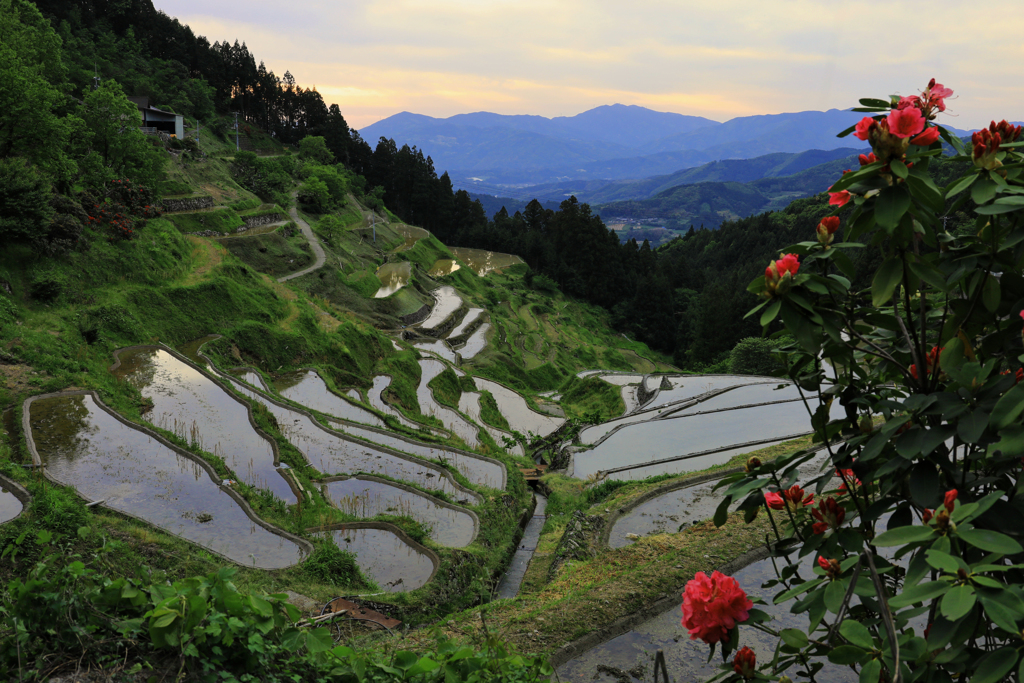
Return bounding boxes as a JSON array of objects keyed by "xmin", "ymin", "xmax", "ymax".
[{"xmin": 162, "ymin": 0, "xmax": 1024, "ymax": 131}]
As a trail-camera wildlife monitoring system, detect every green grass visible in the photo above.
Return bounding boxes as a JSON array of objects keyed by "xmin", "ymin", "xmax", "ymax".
[
  {"xmin": 426, "ymin": 367, "xmax": 462, "ymax": 409},
  {"xmin": 218, "ymin": 229, "xmax": 314, "ymax": 277},
  {"xmin": 558, "ymin": 375, "xmax": 625, "ymax": 421},
  {"xmin": 165, "ymin": 208, "xmax": 244, "ymax": 234},
  {"xmin": 478, "ymin": 390, "xmax": 510, "ymax": 431}
]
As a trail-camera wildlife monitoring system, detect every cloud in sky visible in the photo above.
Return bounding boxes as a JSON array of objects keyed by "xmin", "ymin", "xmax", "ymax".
[{"xmin": 162, "ymin": 0, "xmax": 1023, "ymax": 130}]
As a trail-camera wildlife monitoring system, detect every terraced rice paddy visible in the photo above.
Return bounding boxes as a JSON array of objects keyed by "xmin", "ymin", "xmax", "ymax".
[
  {"xmin": 448, "ymin": 308, "xmax": 484, "ymax": 338},
  {"xmin": 419, "ymin": 286, "xmax": 462, "ymax": 329},
  {"xmin": 229, "ymin": 367, "xmax": 269, "ymax": 391},
  {"xmin": 224, "ymin": 376, "xmax": 481, "ymax": 505},
  {"xmin": 316, "ymin": 526, "xmax": 435, "ymax": 592},
  {"xmin": 323, "ymin": 477, "xmax": 476, "ymax": 547},
  {"xmin": 416, "ymin": 359, "xmax": 480, "ymax": 447},
  {"xmin": 457, "ymin": 392, "xmax": 524, "ymax": 458},
  {"xmin": 273, "ymin": 369, "xmax": 384, "ymax": 427},
  {"xmin": 474, "ymin": 378, "xmax": 563, "ymax": 437},
  {"xmin": 374, "ymin": 261, "xmax": 412, "ymax": 298},
  {"xmin": 0, "ymin": 484, "xmax": 23, "ymax": 525},
  {"xmin": 367, "ymin": 375, "xmax": 442, "ymax": 434},
  {"xmin": 27, "ymin": 393, "xmax": 308, "ymax": 569},
  {"xmin": 111, "ymin": 347, "xmax": 295, "ymax": 503},
  {"xmin": 450, "ymin": 247, "xmax": 523, "ymax": 275},
  {"xmin": 413, "ymin": 339, "xmax": 458, "ymax": 363},
  {"xmin": 427, "ymin": 259, "xmax": 460, "ymax": 277},
  {"xmin": 457, "ymin": 323, "xmax": 490, "ymax": 359}
]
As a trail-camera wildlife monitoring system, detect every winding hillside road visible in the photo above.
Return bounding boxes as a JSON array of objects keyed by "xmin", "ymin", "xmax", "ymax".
[{"xmin": 277, "ymin": 194, "xmax": 326, "ymax": 283}]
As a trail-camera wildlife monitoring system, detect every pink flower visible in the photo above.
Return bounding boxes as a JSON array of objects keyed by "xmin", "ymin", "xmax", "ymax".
[
  {"xmin": 897, "ymin": 95, "xmax": 921, "ymax": 110},
  {"xmin": 853, "ymin": 116, "xmax": 878, "ymax": 141},
  {"xmin": 886, "ymin": 107, "xmax": 926, "ymax": 139},
  {"xmin": 828, "ymin": 189, "xmax": 851, "ymax": 207},
  {"xmin": 681, "ymin": 571, "xmax": 753, "ymax": 644},
  {"xmin": 732, "ymin": 647, "xmax": 756, "ymax": 679},
  {"xmin": 911, "ymin": 127, "xmax": 941, "ymax": 146}
]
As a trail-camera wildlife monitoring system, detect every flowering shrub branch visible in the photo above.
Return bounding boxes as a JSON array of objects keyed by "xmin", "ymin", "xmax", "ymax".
[{"xmin": 685, "ymin": 81, "xmax": 1024, "ymax": 683}]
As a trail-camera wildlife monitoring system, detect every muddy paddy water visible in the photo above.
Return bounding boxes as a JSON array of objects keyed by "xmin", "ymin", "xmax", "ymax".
[
  {"xmin": 273, "ymin": 370, "xmax": 384, "ymax": 428},
  {"xmin": 390, "ymin": 224, "xmax": 430, "ymax": 252},
  {"xmin": 111, "ymin": 347, "xmax": 295, "ymax": 503},
  {"xmin": 323, "ymin": 477, "xmax": 476, "ymax": 547},
  {"xmin": 28, "ymin": 394, "xmax": 307, "ymax": 569},
  {"xmin": 427, "ymin": 259, "xmax": 460, "ymax": 277},
  {"xmin": 224, "ymin": 376, "xmax": 481, "ymax": 505},
  {"xmin": 450, "ymin": 247, "xmax": 523, "ymax": 276},
  {"xmin": 316, "ymin": 527, "xmax": 435, "ymax": 592},
  {"xmin": 419, "ymin": 286, "xmax": 462, "ymax": 329},
  {"xmin": 374, "ymin": 261, "xmax": 412, "ymax": 298}
]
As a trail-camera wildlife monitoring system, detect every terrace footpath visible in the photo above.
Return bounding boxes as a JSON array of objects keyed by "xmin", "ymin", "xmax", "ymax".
[{"xmin": 277, "ymin": 192, "xmax": 326, "ymax": 282}]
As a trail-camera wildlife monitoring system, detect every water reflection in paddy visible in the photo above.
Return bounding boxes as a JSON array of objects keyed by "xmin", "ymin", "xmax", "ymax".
[
  {"xmin": 427, "ymin": 259, "xmax": 460, "ymax": 277},
  {"xmin": 30, "ymin": 394, "xmax": 306, "ymax": 569},
  {"xmin": 374, "ymin": 261, "xmax": 412, "ymax": 298},
  {"xmin": 112, "ymin": 348, "xmax": 294, "ymax": 503},
  {"xmin": 597, "ymin": 373, "xmax": 645, "ymax": 386},
  {"xmin": 573, "ymin": 400, "xmax": 838, "ymax": 480},
  {"xmin": 317, "ymin": 527, "xmax": 434, "ymax": 592},
  {"xmin": 474, "ymin": 378, "xmax": 563, "ymax": 437},
  {"xmin": 229, "ymin": 367, "xmax": 269, "ymax": 391},
  {"xmin": 646, "ymin": 375, "xmax": 769, "ymax": 410},
  {"xmin": 458, "ymin": 392, "xmax": 525, "ymax": 458},
  {"xmin": 414, "ymin": 339, "xmax": 458, "ymax": 363},
  {"xmin": 620, "ymin": 386, "xmax": 640, "ymax": 415},
  {"xmin": 449, "ymin": 308, "xmax": 484, "ymax": 338},
  {"xmin": 324, "ymin": 478, "xmax": 475, "ymax": 547},
  {"xmin": 0, "ymin": 487, "xmax": 23, "ymax": 525},
  {"xmin": 390, "ymin": 225, "xmax": 430, "ymax": 252},
  {"xmin": 450, "ymin": 247, "xmax": 523, "ymax": 276},
  {"xmin": 417, "ymin": 360, "xmax": 480, "ymax": 447},
  {"xmin": 368, "ymin": 376, "xmax": 442, "ymax": 434},
  {"xmin": 457, "ymin": 323, "xmax": 490, "ymax": 359},
  {"xmin": 420, "ymin": 286, "xmax": 462, "ymax": 328},
  {"xmin": 226, "ymin": 377, "xmax": 478, "ymax": 503},
  {"xmin": 329, "ymin": 417, "xmax": 505, "ymax": 488},
  {"xmin": 274, "ymin": 370, "xmax": 384, "ymax": 428},
  {"xmin": 660, "ymin": 382, "xmax": 802, "ymax": 418}
]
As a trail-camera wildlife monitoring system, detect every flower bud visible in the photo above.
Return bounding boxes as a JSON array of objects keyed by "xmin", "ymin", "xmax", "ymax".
[
  {"xmin": 732, "ymin": 647, "xmax": 756, "ymax": 680},
  {"xmin": 744, "ymin": 456, "xmax": 762, "ymax": 473},
  {"xmin": 816, "ymin": 216, "xmax": 841, "ymax": 247}
]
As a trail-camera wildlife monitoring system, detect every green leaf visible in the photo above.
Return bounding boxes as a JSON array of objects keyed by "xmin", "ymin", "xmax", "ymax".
[
  {"xmin": 958, "ymin": 528, "xmax": 1024, "ymax": 554},
  {"xmin": 946, "ymin": 172, "xmax": 978, "ymax": 198},
  {"xmin": 871, "ymin": 257, "xmax": 904, "ymax": 307},
  {"xmin": 991, "ymin": 384, "xmax": 1024, "ymax": 430},
  {"xmin": 152, "ymin": 611, "xmax": 177, "ymax": 629},
  {"xmin": 940, "ymin": 585, "xmax": 976, "ymax": 621},
  {"xmin": 888, "ymin": 580, "xmax": 951, "ymax": 608},
  {"xmin": 759, "ymin": 299, "xmax": 781, "ymax": 326},
  {"xmin": 839, "ymin": 620, "xmax": 875, "ymax": 649},
  {"xmin": 925, "ymin": 550, "xmax": 962, "ymax": 574},
  {"xmin": 304, "ymin": 628, "xmax": 334, "ymax": 654},
  {"xmin": 828, "ymin": 645, "xmax": 868, "ymax": 665},
  {"xmin": 713, "ymin": 495, "xmax": 731, "ymax": 528},
  {"xmin": 978, "ymin": 593, "xmax": 1022, "ymax": 634},
  {"xmin": 971, "ymin": 177, "xmax": 998, "ymax": 205},
  {"xmin": 890, "ymin": 159, "xmax": 908, "ymax": 179},
  {"xmin": 982, "ymin": 276, "xmax": 1001, "ymax": 313},
  {"xmin": 874, "ymin": 185, "xmax": 911, "ymax": 231},
  {"xmin": 859, "ymin": 659, "xmax": 881, "ymax": 683},
  {"xmin": 976, "ymin": 202, "xmax": 1023, "ymax": 215},
  {"xmin": 972, "ymin": 647, "xmax": 1018, "ymax": 683},
  {"xmin": 780, "ymin": 628, "xmax": 808, "ymax": 649},
  {"xmin": 873, "ymin": 525, "xmax": 935, "ymax": 546},
  {"xmin": 825, "ymin": 579, "xmax": 848, "ymax": 613}
]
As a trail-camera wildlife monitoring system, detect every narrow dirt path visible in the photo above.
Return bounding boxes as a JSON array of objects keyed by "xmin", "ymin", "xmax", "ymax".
[{"xmin": 277, "ymin": 193, "xmax": 326, "ymax": 283}]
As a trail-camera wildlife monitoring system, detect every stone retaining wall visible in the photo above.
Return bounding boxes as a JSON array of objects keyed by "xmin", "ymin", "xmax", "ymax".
[
  {"xmin": 420, "ymin": 304, "xmax": 468, "ymax": 338},
  {"xmin": 162, "ymin": 195, "xmax": 214, "ymax": 212},
  {"xmin": 447, "ymin": 313, "xmax": 487, "ymax": 347},
  {"xmin": 243, "ymin": 212, "xmax": 285, "ymax": 228},
  {"xmin": 548, "ymin": 509, "xmax": 605, "ymax": 580},
  {"xmin": 400, "ymin": 303, "xmax": 431, "ymax": 326}
]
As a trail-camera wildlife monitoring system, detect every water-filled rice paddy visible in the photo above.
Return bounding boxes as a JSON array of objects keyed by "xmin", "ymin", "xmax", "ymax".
[
  {"xmin": 448, "ymin": 308, "xmax": 484, "ymax": 338},
  {"xmin": 323, "ymin": 477, "xmax": 476, "ymax": 547},
  {"xmin": 457, "ymin": 392, "xmax": 525, "ymax": 458},
  {"xmin": 419, "ymin": 286, "xmax": 462, "ymax": 329},
  {"xmin": 229, "ymin": 367, "xmax": 269, "ymax": 391},
  {"xmin": 0, "ymin": 485, "xmax": 23, "ymax": 525},
  {"xmin": 456, "ymin": 323, "xmax": 490, "ymax": 359},
  {"xmin": 645, "ymin": 375, "xmax": 767, "ymax": 410},
  {"xmin": 316, "ymin": 526, "xmax": 435, "ymax": 592},
  {"xmin": 374, "ymin": 261, "xmax": 412, "ymax": 298},
  {"xmin": 111, "ymin": 347, "xmax": 295, "ymax": 503},
  {"xmin": 413, "ymin": 339, "xmax": 458, "ymax": 363},
  {"xmin": 225, "ymin": 377, "xmax": 480, "ymax": 504},
  {"xmin": 450, "ymin": 247, "xmax": 523, "ymax": 276},
  {"xmin": 367, "ymin": 375, "xmax": 444, "ymax": 434},
  {"xmin": 28, "ymin": 393, "xmax": 308, "ymax": 569},
  {"xmin": 273, "ymin": 369, "xmax": 384, "ymax": 427},
  {"xmin": 427, "ymin": 259, "xmax": 460, "ymax": 277},
  {"xmin": 474, "ymin": 378, "xmax": 563, "ymax": 437},
  {"xmin": 416, "ymin": 359, "xmax": 480, "ymax": 447}
]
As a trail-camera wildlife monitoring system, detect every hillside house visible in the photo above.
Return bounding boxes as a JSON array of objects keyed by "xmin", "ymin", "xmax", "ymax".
[{"xmin": 128, "ymin": 96, "xmax": 183, "ymax": 139}]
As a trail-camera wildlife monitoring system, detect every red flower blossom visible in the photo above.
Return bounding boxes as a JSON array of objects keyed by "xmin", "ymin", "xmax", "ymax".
[
  {"xmin": 763, "ymin": 253, "xmax": 800, "ymax": 298},
  {"xmin": 943, "ymin": 489, "xmax": 957, "ymax": 513},
  {"xmin": 781, "ymin": 485, "xmax": 814, "ymax": 510},
  {"xmin": 854, "ymin": 116, "xmax": 878, "ymax": 141},
  {"xmin": 909, "ymin": 346, "xmax": 943, "ymax": 381},
  {"xmin": 828, "ymin": 189, "xmax": 851, "ymax": 207},
  {"xmin": 681, "ymin": 571, "xmax": 753, "ymax": 644},
  {"xmin": 765, "ymin": 491, "xmax": 784, "ymax": 510},
  {"xmin": 817, "ymin": 216, "xmax": 841, "ymax": 246},
  {"xmin": 836, "ymin": 468, "xmax": 862, "ymax": 492},
  {"xmin": 858, "ymin": 152, "xmax": 877, "ymax": 166},
  {"xmin": 887, "ymin": 107, "xmax": 926, "ymax": 139},
  {"xmin": 811, "ymin": 497, "xmax": 845, "ymax": 535},
  {"xmin": 732, "ymin": 646, "xmax": 756, "ymax": 679},
  {"xmin": 817, "ymin": 556, "xmax": 841, "ymax": 580},
  {"xmin": 911, "ymin": 127, "xmax": 941, "ymax": 146},
  {"xmin": 922, "ymin": 508, "xmax": 934, "ymax": 523}
]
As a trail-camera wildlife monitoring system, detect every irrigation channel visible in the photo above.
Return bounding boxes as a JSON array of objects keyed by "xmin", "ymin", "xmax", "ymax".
[{"xmin": 494, "ymin": 492, "xmax": 547, "ymax": 599}]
